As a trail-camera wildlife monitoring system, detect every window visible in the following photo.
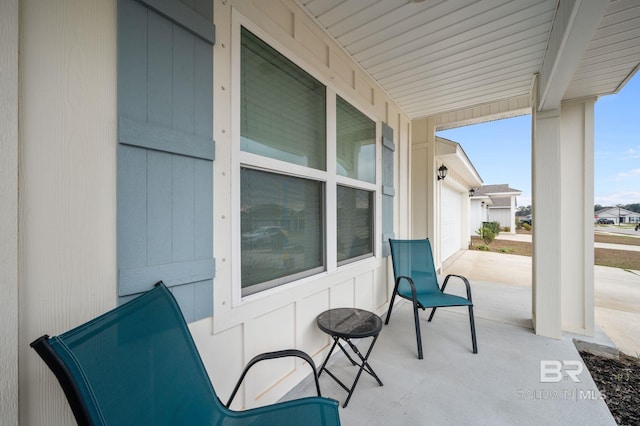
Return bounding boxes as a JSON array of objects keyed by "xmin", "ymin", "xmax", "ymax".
[
  {"xmin": 337, "ymin": 186, "xmax": 373, "ymax": 263},
  {"xmin": 240, "ymin": 27, "xmax": 327, "ymax": 296},
  {"xmin": 336, "ymin": 96, "xmax": 375, "ymax": 183},
  {"xmin": 241, "ymin": 168, "xmax": 324, "ymax": 296},
  {"xmin": 239, "ymin": 26, "xmax": 377, "ymax": 296},
  {"xmin": 336, "ymin": 96, "xmax": 375, "ymax": 263},
  {"xmin": 241, "ymin": 28, "xmax": 325, "ymax": 170}
]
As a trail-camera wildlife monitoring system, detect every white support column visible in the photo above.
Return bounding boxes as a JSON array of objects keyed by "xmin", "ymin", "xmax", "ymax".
[
  {"xmin": 532, "ymin": 100, "xmax": 596, "ymax": 338},
  {"xmin": 560, "ymin": 99, "xmax": 595, "ymax": 336},
  {"xmin": 410, "ymin": 117, "xmax": 437, "ymax": 242},
  {"xmin": 532, "ymin": 109, "xmax": 563, "ymax": 338},
  {"xmin": 0, "ymin": 0, "xmax": 19, "ymax": 423}
]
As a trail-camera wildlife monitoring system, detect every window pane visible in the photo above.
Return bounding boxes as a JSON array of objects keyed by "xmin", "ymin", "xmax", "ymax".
[
  {"xmin": 241, "ymin": 168, "xmax": 324, "ymax": 295},
  {"xmin": 241, "ymin": 27, "xmax": 326, "ymax": 170},
  {"xmin": 337, "ymin": 186, "xmax": 374, "ymax": 263},
  {"xmin": 336, "ymin": 96, "xmax": 375, "ymax": 183}
]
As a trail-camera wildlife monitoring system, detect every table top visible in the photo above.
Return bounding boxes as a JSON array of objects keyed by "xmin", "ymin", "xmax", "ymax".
[{"xmin": 316, "ymin": 308, "xmax": 382, "ymax": 339}]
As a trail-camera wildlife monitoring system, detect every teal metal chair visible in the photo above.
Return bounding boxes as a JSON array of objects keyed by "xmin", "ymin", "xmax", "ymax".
[
  {"xmin": 31, "ymin": 282, "xmax": 340, "ymax": 426},
  {"xmin": 385, "ymin": 239, "xmax": 478, "ymax": 359}
]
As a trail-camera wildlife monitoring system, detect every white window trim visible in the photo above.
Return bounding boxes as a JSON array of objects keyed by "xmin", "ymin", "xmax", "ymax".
[{"xmin": 230, "ymin": 11, "xmax": 382, "ymax": 307}]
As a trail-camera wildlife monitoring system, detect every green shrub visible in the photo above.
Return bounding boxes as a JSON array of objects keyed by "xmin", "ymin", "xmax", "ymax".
[
  {"xmin": 482, "ymin": 229, "xmax": 496, "ymax": 245},
  {"xmin": 522, "ymin": 223, "xmax": 531, "ymax": 231},
  {"xmin": 499, "ymin": 247, "xmax": 515, "ymax": 253},
  {"xmin": 477, "ymin": 222, "xmax": 498, "ymax": 245},
  {"xmin": 477, "ymin": 245, "xmax": 490, "ymax": 251},
  {"xmin": 483, "ymin": 221, "xmax": 500, "ymax": 235},
  {"xmin": 503, "ymin": 226, "xmax": 511, "ymax": 233}
]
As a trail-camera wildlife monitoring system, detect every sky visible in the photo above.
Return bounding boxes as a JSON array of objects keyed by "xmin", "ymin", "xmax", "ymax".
[{"xmin": 437, "ymin": 72, "xmax": 640, "ymax": 208}]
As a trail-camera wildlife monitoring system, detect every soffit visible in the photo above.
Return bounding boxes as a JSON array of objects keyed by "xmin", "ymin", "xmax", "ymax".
[{"xmin": 297, "ymin": 0, "xmax": 640, "ymax": 120}]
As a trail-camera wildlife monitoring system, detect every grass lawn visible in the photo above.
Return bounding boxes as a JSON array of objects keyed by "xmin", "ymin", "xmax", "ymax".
[{"xmin": 470, "ymin": 232, "xmax": 640, "ymax": 271}]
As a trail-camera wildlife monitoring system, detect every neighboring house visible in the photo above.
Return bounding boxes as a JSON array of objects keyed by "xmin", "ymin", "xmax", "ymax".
[
  {"xmin": 435, "ymin": 137, "xmax": 482, "ymax": 263},
  {"xmin": 595, "ymin": 207, "xmax": 640, "ymax": 224},
  {"xmin": 3, "ymin": 1, "xmax": 640, "ymax": 424},
  {"xmin": 471, "ymin": 184, "xmax": 522, "ymax": 234}
]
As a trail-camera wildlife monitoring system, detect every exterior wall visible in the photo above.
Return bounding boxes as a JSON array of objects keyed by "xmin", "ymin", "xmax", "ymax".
[
  {"xmin": 410, "ymin": 118, "xmax": 438, "ymax": 260},
  {"xmin": 469, "ymin": 199, "xmax": 487, "ymax": 236},
  {"xmin": 19, "ymin": 1, "xmax": 118, "ymax": 424},
  {"xmin": 487, "ymin": 207, "xmax": 513, "ymax": 231},
  {"xmin": 441, "ymin": 180, "xmax": 466, "ymax": 262},
  {"xmin": 1, "ymin": 0, "xmax": 19, "ymax": 423},
  {"xmin": 17, "ymin": 0, "xmax": 411, "ymax": 422},
  {"xmin": 595, "ymin": 209, "xmax": 640, "ymax": 224},
  {"xmin": 209, "ymin": 1, "xmax": 410, "ymax": 408}
]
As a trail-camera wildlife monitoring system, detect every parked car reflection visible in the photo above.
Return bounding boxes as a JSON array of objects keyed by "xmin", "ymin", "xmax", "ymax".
[{"xmin": 241, "ymin": 226, "xmax": 288, "ymax": 248}]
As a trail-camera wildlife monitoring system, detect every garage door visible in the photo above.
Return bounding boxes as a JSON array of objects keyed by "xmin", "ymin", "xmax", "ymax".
[{"xmin": 441, "ymin": 184, "xmax": 463, "ymax": 262}]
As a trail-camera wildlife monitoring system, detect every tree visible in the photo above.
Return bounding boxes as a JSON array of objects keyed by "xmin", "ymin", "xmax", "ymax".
[{"xmin": 516, "ymin": 205, "xmax": 531, "ymax": 217}]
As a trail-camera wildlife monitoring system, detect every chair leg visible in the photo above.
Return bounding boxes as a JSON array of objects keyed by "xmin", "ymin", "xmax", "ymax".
[
  {"xmin": 469, "ymin": 305, "xmax": 478, "ymax": 354},
  {"xmin": 384, "ymin": 288, "xmax": 398, "ymax": 325},
  {"xmin": 413, "ymin": 301, "xmax": 423, "ymax": 359},
  {"xmin": 427, "ymin": 307, "xmax": 437, "ymax": 322}
]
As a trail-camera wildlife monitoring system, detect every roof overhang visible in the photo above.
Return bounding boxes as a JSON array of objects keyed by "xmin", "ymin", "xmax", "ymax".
[
  {"xmin": 297, "ymin": 0, "xmax": 640, "ymax": 125},
  {"xmin": 435, "ymin": 137, "xmax": 483, "ymax": 188}
]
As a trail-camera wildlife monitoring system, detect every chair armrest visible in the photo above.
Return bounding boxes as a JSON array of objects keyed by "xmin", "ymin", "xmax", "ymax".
[
  {"xmin": 226, "ymin": 349, "xmax": 322, "ymax": 408},
  {"xmin": 441, "ymin": 274, "xmax": 473, "ymax": 303},
  {"xmin": 396, "ymin": 276, "xmax": 419, "ymax": 303}
]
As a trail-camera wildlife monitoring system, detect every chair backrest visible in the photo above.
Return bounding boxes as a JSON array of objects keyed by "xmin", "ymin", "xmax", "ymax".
[
  {"xmin": 31, "ymin": 283, "xmax": 226, "ymax": 425},
  {"xmin": 389, "ymin": 239, "xmax": 440, "ymax": 294}
]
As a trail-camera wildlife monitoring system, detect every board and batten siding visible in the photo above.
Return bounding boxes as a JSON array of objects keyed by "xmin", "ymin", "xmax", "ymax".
[
  {"xmin": 18, "ymin": 0, "xmax": 412, "ymax": 421},
  {"xmin": 204, "ymin": 0, "xmax": 411, "ymax": 409}
]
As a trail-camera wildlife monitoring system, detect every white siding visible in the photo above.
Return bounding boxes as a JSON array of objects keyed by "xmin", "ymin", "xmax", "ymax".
[
  {"xmin": 469, "ymin": 200, "xmax": 486, "ymax": 235},
  {"xmin": 209, "ymin": 1, "xmax": 411, "ymax": 407},
  {"xmin": 1, "ymin": 1, "xmax": 19, "ymax": 423},
  {"xmin": 441, "ymin": 184, "xmax": 463, "ymax": 261},
  {"xmin": 19, "ymin": 1, "xmax": 118, "ymax": 424},
  {"xmin": 18, "ymin": 0, "xmax": 412, "ymax": 422},
  {"xmin": 487, "ymin": 208, "xmax": 513, "ymax": 230}
]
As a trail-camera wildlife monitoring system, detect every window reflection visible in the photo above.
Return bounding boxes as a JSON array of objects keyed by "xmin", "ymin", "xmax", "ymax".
[
  {"xmin": 241, "ymin": 168, "xmax": 324, "ymax": 295},
  {"xmin": 337, "ymin": 186, "xmax": 374, "ymax": 263}
]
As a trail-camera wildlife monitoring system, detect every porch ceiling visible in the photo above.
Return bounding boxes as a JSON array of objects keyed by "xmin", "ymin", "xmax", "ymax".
[{"xmin": 297, "ymin": 0, "xmax": 640, "ymax": 121}]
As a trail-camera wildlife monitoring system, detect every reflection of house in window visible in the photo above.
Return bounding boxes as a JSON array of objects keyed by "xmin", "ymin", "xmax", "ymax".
[{"xmin": 240, "ymin": 168, "xmax": 324, "ymax": 296}]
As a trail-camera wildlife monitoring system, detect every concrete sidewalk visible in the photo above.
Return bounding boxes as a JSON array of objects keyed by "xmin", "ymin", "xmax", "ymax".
[{"xmin": 496, "ymin": 231, "xmax": 640, "ymax": 251}]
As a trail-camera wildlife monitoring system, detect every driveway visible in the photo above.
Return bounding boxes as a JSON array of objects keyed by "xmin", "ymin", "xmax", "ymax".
[
  {"xmin": 595, "ymin": 226, "xmax": 640, "ymax": 237},
  {"xmin": 443, "ymin": 242, "xmax": 640, "ymax": 357}
]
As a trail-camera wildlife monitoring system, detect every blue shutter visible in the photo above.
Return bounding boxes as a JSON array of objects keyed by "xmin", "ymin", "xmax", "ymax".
[
  {"xmin": 381, "ymin": 123, "xmax": 395, "ymax": 257},
  {"xmin": 117, "ymin": 0, "xmax": 215, "ymax": 322}
]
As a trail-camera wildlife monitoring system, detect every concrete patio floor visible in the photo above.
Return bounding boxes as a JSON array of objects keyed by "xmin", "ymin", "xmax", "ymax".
[{"xmin": 282, "ymin": 249, "xmax": 628, "ymax": 425}]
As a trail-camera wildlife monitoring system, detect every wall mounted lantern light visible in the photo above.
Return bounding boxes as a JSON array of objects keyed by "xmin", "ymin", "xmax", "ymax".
[
  {"xmin": 468, "ymin": 188, "xmax": 476, "ymax": 197},
  {"xmin": 437, "ymin": 164, "xmax": 448, "ymax": 181}
]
